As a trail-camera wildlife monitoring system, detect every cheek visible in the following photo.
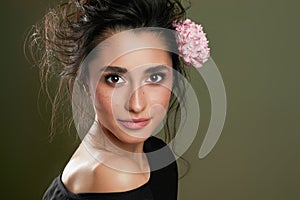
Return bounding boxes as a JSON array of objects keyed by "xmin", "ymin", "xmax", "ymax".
[
  {"xmin": 94, "ymin": 88, "xmax": 113, "ymax": 115},
  {"xmin": 94, "ymin": 86, "xmax": 126, "ymax": 117},
  {"xmin": 147, "ymin": 86, "xmax": 172, "ymax": 113}
]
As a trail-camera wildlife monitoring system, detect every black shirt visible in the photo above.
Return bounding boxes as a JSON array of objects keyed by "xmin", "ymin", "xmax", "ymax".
[{"xmin": 42, "ymin": 136, "xmax": 178, "ymax": 200}]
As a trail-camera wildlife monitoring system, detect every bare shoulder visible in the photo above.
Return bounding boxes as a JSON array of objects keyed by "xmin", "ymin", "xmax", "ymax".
[
  {"xmin": 91, "ymin": 156, "xmax": 149, "ymax": 192},
  {"xmin": 62, "ymin": 148, "xmax": 149, "ymax": 194}
]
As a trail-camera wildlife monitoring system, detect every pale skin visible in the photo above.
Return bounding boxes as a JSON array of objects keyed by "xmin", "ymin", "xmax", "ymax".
[{"xmin": 62, "ymin": 31, "xmax": 173, "ymax": 193}]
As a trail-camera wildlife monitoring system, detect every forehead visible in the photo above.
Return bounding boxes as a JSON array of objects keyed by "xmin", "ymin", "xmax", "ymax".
[{"xmin": 88, "ymin": 30, "xmax": 172, "ymax": 71}]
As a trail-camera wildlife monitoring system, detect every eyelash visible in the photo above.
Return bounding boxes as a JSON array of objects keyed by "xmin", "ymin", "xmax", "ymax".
[
  {"xmin": 103, "ymin": 72, "xmax": 166, "ymax": 86},
  {"xmin": 104, "ymin": 73, "xmax": 125, "ymax": 85},
  {"xmin": 146, "ymin": 73, "xmax": 166, "ymax": 84}
]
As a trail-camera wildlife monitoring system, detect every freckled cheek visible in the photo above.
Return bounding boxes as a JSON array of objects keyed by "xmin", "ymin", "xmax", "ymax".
[
  {"xmin": 147, "ymin": 87, "xmax": 172, "ymax": 114},
  {"xmin": 94, "ymin": 88, "xmax": 125, "ymax": 117},
  {"xmin": 93, "ymin": 89, "xmax": 113, "ymax": 116}
]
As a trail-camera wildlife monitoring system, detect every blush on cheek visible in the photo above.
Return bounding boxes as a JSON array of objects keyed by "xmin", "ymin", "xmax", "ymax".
[
  {"xmin": 94, "ymin": 90, "xmax": 111, "ymax": 114},
  {"xmin": 151, "ymin": 87, "xmax": 172, "ymax": 104},
  {"xmin": 149, "ymin": 104, "xmax": 168, "ymax": 119},
  {"xmin": 148, "ymin": 91, "xmax": 172, "ymax": 118}
]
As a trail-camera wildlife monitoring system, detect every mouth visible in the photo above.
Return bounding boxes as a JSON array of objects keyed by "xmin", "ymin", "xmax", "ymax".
[{"xmin": 117, "ymin": 118, "xmax": 151, "ymax": 130}]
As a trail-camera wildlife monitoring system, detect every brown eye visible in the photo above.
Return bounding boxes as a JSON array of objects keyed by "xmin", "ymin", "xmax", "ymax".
[
  {"xmin": 105, "ymin": 74, "xmax": 125, "ymax": 84},
  {"xmin": 147, "ymin": 73, "xmax": 165, "ymax": 83}
]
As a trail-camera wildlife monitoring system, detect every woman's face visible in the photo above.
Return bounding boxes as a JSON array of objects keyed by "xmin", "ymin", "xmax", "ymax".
[{"xmin": 88, "ymin": 31, "xmax": 173, "ymax": 145}]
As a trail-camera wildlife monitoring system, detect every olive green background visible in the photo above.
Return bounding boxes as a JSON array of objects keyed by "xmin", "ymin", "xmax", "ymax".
[{"xmin": 1, "ymin": 0, "xmax": 299, "ymax": 199}]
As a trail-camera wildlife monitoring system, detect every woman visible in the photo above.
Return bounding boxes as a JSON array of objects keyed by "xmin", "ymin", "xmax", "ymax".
[{"xmin": 27, "ymin": 0, "xmax": 210, "ymax": 199}]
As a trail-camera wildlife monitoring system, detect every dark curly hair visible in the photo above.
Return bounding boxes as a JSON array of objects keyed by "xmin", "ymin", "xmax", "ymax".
[{"xmin": 25, "ymin": 0, "xmax": 190, "ymax": 144}]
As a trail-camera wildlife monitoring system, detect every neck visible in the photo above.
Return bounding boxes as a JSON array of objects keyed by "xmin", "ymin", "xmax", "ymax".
[
  {"xmin": 102, "ymin": 126, "xmax": 145, "ymax": 154},
  {"xmin": 84, "ymin": 121, "xmax": 147, "ymax": 156}
]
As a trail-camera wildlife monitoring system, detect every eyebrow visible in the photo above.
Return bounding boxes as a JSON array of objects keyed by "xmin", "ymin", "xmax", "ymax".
[
  {"xmin": 144, "ymin": 65, "xmax": 171, "ymax": 74},
  {"xmin": 99, "ymin": 66, "xmax": 128, "ymax": 73},
  {"xmin": 99, "ymin": 65, "xmax": 170, "ymax": 74}
]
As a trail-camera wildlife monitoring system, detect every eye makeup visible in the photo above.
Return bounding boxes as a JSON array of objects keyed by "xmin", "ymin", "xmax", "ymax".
[{"xmin": 99, "ymin": 65, "xmax": 171, "ymax": 87}]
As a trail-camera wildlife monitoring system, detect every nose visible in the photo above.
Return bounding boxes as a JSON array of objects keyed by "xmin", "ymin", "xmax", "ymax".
[{"xmin": 125, "ymin": 86, "xmax": 146, "ymax": 114}]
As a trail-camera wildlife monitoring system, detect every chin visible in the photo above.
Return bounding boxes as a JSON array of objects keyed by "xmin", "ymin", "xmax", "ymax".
[
  {"xmin": 116, "ymin": 131, "xmax": 151, "ymax": 144},
  {"xmin": 101, "ymin": 125, "xmax": 150, "ymax": 145}
]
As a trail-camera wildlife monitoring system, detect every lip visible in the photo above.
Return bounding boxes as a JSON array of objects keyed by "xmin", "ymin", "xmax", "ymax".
[{"xmin": 118, "ymin": 118, "xmax": 151, "ymax": 130}]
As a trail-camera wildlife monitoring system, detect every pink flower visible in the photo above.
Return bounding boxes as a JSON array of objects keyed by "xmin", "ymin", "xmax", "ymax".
[{"xmin": 173, "ymin": 19, "xmax": 210, "ymax": 68}]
